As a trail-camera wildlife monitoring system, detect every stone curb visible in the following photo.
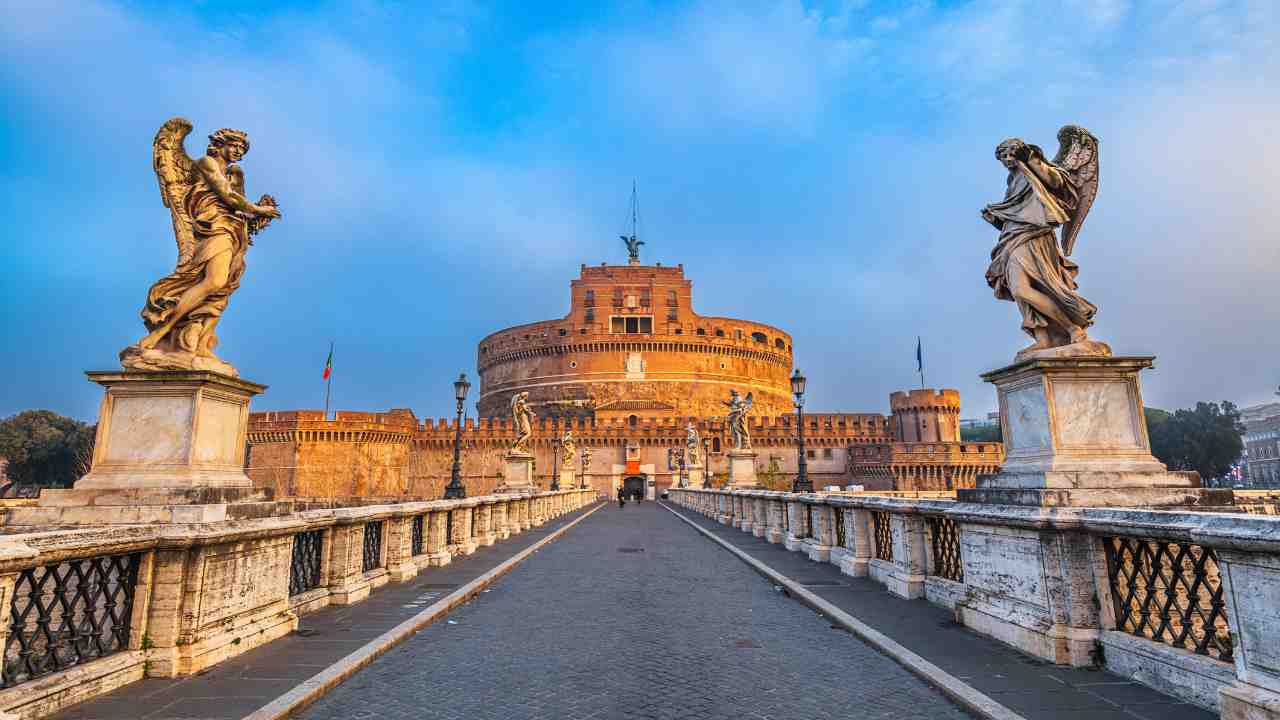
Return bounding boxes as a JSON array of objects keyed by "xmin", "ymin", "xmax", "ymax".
[
  {"xmin": 660, "ymin": 502, "xmax": 1027, "ymax": 720},
  {"xmin": 244, "ymin": 502, "xmax": 606, "ymax": 720}
]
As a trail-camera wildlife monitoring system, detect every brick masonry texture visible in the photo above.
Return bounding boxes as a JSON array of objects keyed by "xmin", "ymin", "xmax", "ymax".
[{"xmin": 298, "ymin": 502, "xmax": 974, "ymax": 720}]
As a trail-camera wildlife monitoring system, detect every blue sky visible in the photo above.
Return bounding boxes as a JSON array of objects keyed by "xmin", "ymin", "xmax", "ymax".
[{"xmin": 2, "ymin": 0, "xmax": 1278, "ymax": 422}]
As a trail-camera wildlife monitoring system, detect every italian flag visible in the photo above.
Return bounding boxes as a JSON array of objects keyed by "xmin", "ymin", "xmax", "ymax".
[{"xmin": 322, "ymin": 345, "xmax": 333, "ymax": 380}]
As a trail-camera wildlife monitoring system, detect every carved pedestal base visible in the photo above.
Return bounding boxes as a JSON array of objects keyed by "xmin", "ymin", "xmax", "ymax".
[
  {"xmin": 726, "ymin": 450, "xmax": 759, "ymax": 489},
  {"xmin": 958, "ymin": 356, "xmax": 1233, "ymax": 508},
  {"xmin": 686, "ymin": 465, "xmax": 704, "ymax": 488},
  {"xmin": 497, "ymin": 452, "xmax": 536, "ymax": 494},
  {"xmin": 558, "ymin": 469, "xmax": 576, "ymax": 491},
  {"xmin": 120, "ymin": 345, "xmax": 239, "ymax": 377},
  {"xmin": 3, "ymin": 371, "xmax": 286, "ymax": 526}
]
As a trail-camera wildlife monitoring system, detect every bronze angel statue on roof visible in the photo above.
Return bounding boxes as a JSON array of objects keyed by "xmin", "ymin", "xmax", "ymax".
[
  {"xmin": 120, "ymin": 117, "xmax": 281, "ymax": 376},
  {"xmin": 982, "ymin": 125, "xmax": 1110, "ymax": 362}
]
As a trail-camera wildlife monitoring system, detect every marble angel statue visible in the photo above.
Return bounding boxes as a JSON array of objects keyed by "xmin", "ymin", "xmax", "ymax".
[
  {"xmin": 722, "ymin": 390, "xmax": 753, "ymax": 450},
  {"xmin": 982, "ymin": 125, "xmax": 1109, "ymax": 361},
  {"xmin": 561, "ymin": 431, "xmax": 577, "ymax": 470},
  {"xmin": 121, "ymin": 117, "xmax": 281, "ymax": 375},
  {"xmin": 685, "ymin": 422, "xmax": 701, "ymax": 466},
  {"xmin": 510, "ymin": 392, "xmax": 537, "ymax": 454}
]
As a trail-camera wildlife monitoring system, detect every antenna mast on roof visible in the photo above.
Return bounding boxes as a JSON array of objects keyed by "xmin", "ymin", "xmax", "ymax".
[{"xmin": 621, "ymin": 181, "xmax": 644, "ymax": 265}]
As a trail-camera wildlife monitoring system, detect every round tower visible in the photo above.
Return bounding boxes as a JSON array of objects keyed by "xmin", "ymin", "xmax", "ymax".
[
  {"xmin": 888, "ymin": 389, "xmax": 962, "ymax": 443},
  {"xmin": 476, "ymin": 262, "xmax": 794, "ymax": 420}
]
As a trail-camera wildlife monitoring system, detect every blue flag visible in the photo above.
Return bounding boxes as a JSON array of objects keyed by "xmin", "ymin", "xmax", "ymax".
[{"xmin": 916, "ymin": 336, "xmax": 923, "ymax": 373}]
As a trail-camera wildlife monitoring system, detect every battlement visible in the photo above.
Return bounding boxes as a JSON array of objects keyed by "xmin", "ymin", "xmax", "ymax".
[
  {"xmin": 247, "ymin": 409, "xmax": 895, "ymax": 444},
  {"xmin": 578, "ymin": 262, "xmax": 687, "ymax": 281},
  {"xmin": 889, "ymin": 388, "xmax": 961, "ymax": 412}
]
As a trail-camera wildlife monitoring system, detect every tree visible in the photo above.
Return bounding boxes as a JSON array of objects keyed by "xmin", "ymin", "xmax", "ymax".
[
  {"xmin": 1146, "ymin": 402, "xmax": 1244, "ymax": 483},
  {"xmin": 0, "ymin": 411, "xmax": 96, "ymax": 490},
  {"xmin": 960, "ymin": 424, "xmax": 1002, "ymax": 442}
]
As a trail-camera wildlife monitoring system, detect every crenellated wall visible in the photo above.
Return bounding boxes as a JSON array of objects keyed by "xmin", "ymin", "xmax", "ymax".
[{"xmin": 248, "ymin": 390, "xmax": 1001, "ymax": 498}]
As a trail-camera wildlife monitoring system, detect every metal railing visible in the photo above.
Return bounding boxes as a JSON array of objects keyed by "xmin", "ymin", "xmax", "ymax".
[
  {"xmin": 3, "ymin": 552, "xmax": 141, "ymax": 689},
  {"xmin": 872, "ymin": 511, "xmax": 893, "ymax": 562},
  {"xmin": 926, "ymin": 516, "xmax": 963, "ymax": 582},
  {"xmin": 288, "ymin": 530, "xmax": 325, "ymax": 597},
  {"xmin": 362, "ymin": 521, "xmax": 384, "ymax": 573},
  {"xmin": 1103, "ymin": 537, "xmax": 1233, "ymax": 662},
  {"xmin": 411, "ymin": 515, "xmax": 425, "ymax": 556}
]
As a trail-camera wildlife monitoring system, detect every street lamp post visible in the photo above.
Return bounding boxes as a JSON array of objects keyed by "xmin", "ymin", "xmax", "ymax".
[
  {"xmin": 791, "ymin": 368, "xmax": 812, "ymax": 493},
  {"xmin": 551, "ymin": 433, "xmax": 560, "ymax": 491},
  {"xmin": 702, "ymin": 437, "xmax": 712, "ymax": 488},
  {"xmin": 443, "ymin": 373, "xmax": 471, "ymax": 500}
]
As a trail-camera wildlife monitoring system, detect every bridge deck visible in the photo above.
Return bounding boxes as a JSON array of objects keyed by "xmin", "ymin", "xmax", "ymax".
[
  {"xmin": 53, "ymin": 500, "xmax": 1212, "ymax": 720},
  {"xmin": 296, "ymin": 501, "xmax": 973, "ymax": 720}
]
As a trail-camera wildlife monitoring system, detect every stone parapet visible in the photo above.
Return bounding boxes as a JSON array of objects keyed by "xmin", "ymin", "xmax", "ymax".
[
  {"xmin": 667, "ymin": 486, "xmax": 1280, "ymax": 716},
  {"xmin": 0, "ymin": 489, "xmax": 596, "ymax": 719}
]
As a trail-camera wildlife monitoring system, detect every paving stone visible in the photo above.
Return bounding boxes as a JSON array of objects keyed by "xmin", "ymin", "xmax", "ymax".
[
  {"xmin": 49, "ymin": 506, "xmax": 595, "ymax": 720},
  {"xmin": 670, "ymin": 503, "xmax": 1218, "ymax": 720},
  {"xmin": 298, "ymin": 503, "xmax": 973, "ymax": 720}
]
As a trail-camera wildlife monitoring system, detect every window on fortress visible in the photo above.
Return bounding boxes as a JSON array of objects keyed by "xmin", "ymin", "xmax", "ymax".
[
  {"xmin": 611, "ymin": 316, "xmax": 652, "ymax": 334},
  {"xmin": 823, "ymin": 448, "xmax": 833, "ymax": 459},
  {"xmin": 806, "ymin": 450, "xmax": 816, "ymax": 459},
  {"xmin": 674, "ymin": 328, "xmax": 683, "ymax": 335},
  {"xmin": 667, "ymin": 290, "xmax": 678, "ymax": 306},
  {"xmin": 775, "ymin": 338, "xmax": 785, "ymax": 349},
  {"xmin": 667, "ymin": 308, "xmax": 678, "ymax": 321},
  {"xmin": 585, "ymin": 309, "xmax": 594, "ymax": 323},
  {"xmin": 612, "ymin": 289, "xmax": 624, "ymax": 307},
  {"xmin": 559, "ymin": 328, "xmax": 567, "ymax": 336},
  {"xmin": 715, "ymin": 328, "xmax": 725, "ymax": 337},
  {"xmin": 697, "ymin": 328, "xmax": 706, "ymax": 336},
  {"xmin": 585, "ymin": 290, "xmax": 595, "ymax": 306},
  {"xmin": 712, "ymin": 437, "xmax": 721, "ymax": 453},
  {"xmin": 629, "ymin": 415, "xmax": 638, "ymax": 427},
  {"xmin": 752, "ymin": 332, "xmax": 767, "ymax": 343},
  {"xmin": 640, "ymin": 289, "xmax": 651, "ymax": 307}
]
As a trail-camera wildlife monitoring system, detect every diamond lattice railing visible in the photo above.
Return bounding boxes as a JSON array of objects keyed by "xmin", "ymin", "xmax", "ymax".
[{"xmin": 1103, "ymin": 537, "xmax": 1234, "ymax": 662}]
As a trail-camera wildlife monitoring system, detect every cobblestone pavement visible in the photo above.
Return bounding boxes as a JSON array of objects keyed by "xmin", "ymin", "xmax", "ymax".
[
  {"xmin": 671, "ymin": 505, "xmax": 1215, "ymax": 720},
  {"xmin": 299, "ymin": 501, "xmax": 973, "ymax": 720}
]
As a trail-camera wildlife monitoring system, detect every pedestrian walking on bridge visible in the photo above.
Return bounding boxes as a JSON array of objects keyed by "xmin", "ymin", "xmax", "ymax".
[{"xmin": 617, "ymin": 487, "xmax": 626, "ymax": 509}]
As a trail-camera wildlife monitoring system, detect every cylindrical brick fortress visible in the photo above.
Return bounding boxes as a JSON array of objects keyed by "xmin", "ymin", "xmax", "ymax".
[{"xmin": 476, "ymin": 262, "xmax": 793, "ymax": 420}]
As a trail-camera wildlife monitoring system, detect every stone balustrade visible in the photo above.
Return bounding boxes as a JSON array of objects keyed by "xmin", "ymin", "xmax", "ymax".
[
  {"xmin": 0, "ymin": 489, "xmax": 596, "ymax": 719},
  {"xmin": 669, "ymin": 487, "xmax": 1280, "ymax": 718}
]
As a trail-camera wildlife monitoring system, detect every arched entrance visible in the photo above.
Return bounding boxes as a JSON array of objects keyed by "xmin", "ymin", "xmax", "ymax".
[{"xmin": 622, "ymin": 475, "xmax": 646, "ymax": 502}]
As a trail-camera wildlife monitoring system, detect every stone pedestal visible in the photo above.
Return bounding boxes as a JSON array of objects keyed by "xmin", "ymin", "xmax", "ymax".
[
  {"xmin": 497, "ymin": 451, "xmax": 536, "ymax": 494},
  {"xmin": 726, "ymin": 450, "xmax": 759, "ymax": 489},
  {"xmin": 2, "ymin": 371, "xmax": 291, "ymax": 526},
  {"xmin": 81, "ymin": 371, "xmax": 263, "ymax": 490},
  {"xmin": 558, "ymin": 468, "xmax": 576, "ymax": 491},
  {"xmin": 687, "ymin": 464, "xmax": 704, "ymax": 488},
  {"xmin": 958, "ymin": 357, "xmax": 1233, "ymax": 508}
]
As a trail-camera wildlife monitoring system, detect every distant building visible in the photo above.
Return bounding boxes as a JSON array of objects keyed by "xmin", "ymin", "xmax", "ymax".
[
  {"xmin": 1242, "ymin": 402, "xmax": 1280, "ymax": 488},
  {"xmin": 247, "ymin": 257, "xmax": 1002, "ymax": 497}
]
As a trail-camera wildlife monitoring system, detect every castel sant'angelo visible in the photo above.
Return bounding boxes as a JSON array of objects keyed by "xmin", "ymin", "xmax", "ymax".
[{"xmin": 246, "ymin": 245, "xmax": 1002, "ymax": 499}]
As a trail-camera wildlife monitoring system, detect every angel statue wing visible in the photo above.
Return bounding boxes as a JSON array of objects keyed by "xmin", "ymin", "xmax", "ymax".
[
  {"xmin": 152, "ymin": 117, "xmax": 198, "ymax": 265},
  {"xmin": 744, "ymin": 392, "xmax": 754, "ymax": 412},
  {"xmin": 1052, "ymin": 124, "xmax": 1100, "ymax": 256}
]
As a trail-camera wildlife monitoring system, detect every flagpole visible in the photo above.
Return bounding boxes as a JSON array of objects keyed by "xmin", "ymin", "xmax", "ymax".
[
  {"xmin": 324, "ymin": 342, "xmax": 333, "ymax": 420},
  {"xmin": 917, "ymin": 336, "xmax": 926, "ymax": 390}
]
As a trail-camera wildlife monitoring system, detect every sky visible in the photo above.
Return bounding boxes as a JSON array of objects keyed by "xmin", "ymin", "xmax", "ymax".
[{"xmin": 2, "ymin": 0, "xmax": 1278, "ymax": 423}]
